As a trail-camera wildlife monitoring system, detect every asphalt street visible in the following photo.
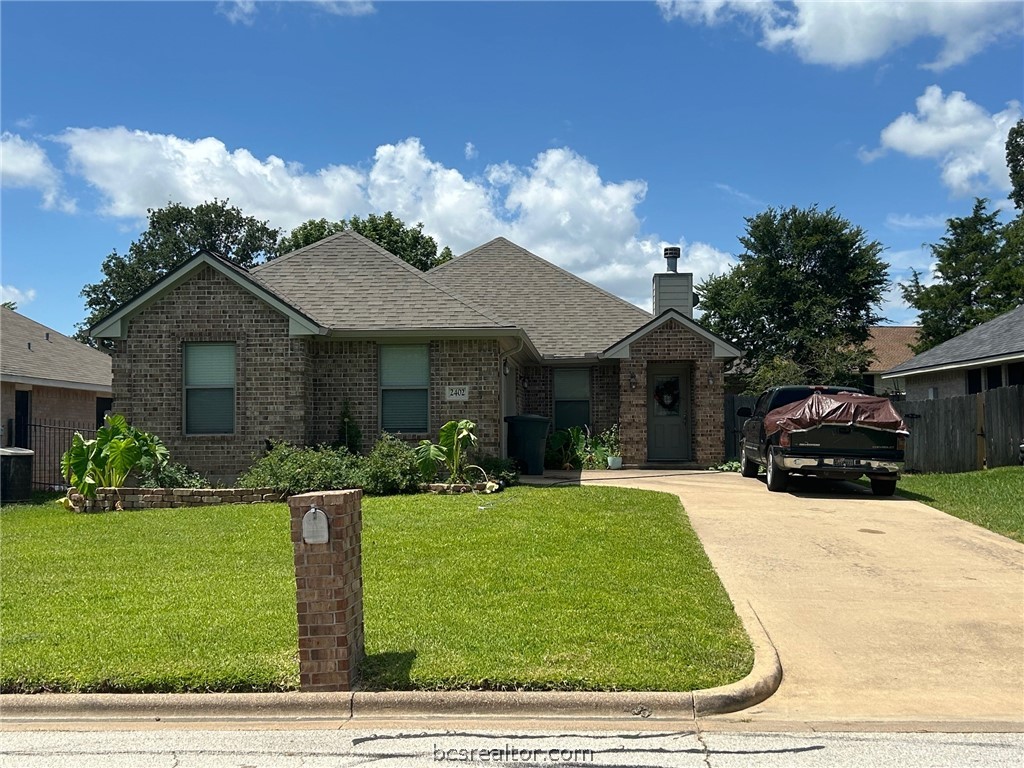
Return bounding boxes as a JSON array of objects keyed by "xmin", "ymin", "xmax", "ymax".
[{"xmin": 2, "ymin": 728, "xmax": 1022, "ymax": 768}]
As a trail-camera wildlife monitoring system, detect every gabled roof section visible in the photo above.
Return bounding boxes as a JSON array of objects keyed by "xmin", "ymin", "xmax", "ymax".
[
  {"xmin": 253, "ymin": 230, "xmax": 514, "ymax": 333},
  {"xmin": 427, "ymin": 237, "xmax": 652, "ymax": 358},
  {"xmin": 91, "ymin": 250, "xmax": 323, "ymax": 339},
  {"xmin": 2, "ymin": 307, "xmax": 112, "ymax": 392},
  {"xmin": 866, "ymin": 326, "xmax": 919, "ymax": 373},
  {"xmin": 602, "ymin": 309, "xmax": 743, "ymax": 360},
  {"xmin": 883, "ymin": 304, "xmax": 1024, "ymax": 378}
]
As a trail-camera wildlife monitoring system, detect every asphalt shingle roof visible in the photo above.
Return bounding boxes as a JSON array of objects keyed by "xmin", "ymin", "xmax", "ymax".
[
  {"xmin": 251, "ymin": 231, "xmax": 511, "ymax": 332},
  {"xmin": 885, "ymin": 304, "xmax": 1024, "ymax": 376},
  {"xmin": 1, "ymin": 307, "xmax": 112, "ymax": 389},
  {"xmin": 427, "ymin": 237, "xmax": 652, "ymax": 358}
]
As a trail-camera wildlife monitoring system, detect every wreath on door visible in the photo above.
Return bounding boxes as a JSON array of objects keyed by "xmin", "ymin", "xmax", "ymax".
[{"xmin": 654, "ymin": 378, "xmax": 680, "ymax": 411}]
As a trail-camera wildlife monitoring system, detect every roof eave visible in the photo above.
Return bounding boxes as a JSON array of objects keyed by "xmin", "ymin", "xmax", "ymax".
[
  {"xmin": 0, "ymin": 373, "xmax": 112, "ymax": 394},
  {"xmin": 882, "ymin": 351, "xmax": 1024, "ymax": 379}
]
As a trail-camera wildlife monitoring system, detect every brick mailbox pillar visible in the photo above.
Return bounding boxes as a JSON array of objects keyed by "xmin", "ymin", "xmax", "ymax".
[{"xmin": 288, "ymin": 489, "xmax": 365, "ymax": 692}]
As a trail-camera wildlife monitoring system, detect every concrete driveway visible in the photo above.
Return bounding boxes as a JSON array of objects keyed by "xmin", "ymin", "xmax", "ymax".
[{"xmin": 546, "ymin": 469, "xmax": 1024, "ymax": 727}]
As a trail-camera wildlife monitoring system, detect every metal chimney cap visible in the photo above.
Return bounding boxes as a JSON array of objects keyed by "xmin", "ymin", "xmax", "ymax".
[{"xmin": 663, "ymin": 246, "xmax": 680, "ymax": 273}]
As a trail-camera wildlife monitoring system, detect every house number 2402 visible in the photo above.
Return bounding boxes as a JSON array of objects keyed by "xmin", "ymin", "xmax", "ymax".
[{"xmin": 446, "ymin": 386, "xmax": 469, "ymax": 401}]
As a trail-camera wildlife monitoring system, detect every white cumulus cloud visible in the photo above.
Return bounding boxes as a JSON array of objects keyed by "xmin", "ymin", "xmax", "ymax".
[
  {"xmin": 51, "ymin": 127, "xmax": 736, "ymax": 312},
  {"xmin": 863, "ymin": 86, "xmax": 1021, "ymax": 197},
  {"xmin": 1, "ymin": 285, "xmax": 37, "ymax": 307},
  {"xmin": 0, "ymin": 132, "xmax": 76, "ymax": 213},
  {"xmin": 658, "ymin": 0, "xmax": 1023, "ymax": 70},
  {"xmin": 464, "ymin": 142, "xmax": 478, "ymax": 160},
  {"xmin": 217, "ymin": 1, "xmax": 257, "ymax": 25}
]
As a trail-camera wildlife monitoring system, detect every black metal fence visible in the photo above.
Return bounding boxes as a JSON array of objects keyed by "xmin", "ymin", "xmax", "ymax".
[{"xmin": 27, "ymin": 421, "xmax": 96, "ymax": 490}]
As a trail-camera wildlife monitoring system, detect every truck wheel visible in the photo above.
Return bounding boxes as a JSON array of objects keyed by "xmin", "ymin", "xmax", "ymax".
[
  {"xmin": 740, "ymin": 451, "xmax": 758, "ymax": 478},
  {"xmin": 871, "ymin": 476, "xmax": 898, "ymax": 497},
  {"xmin": 765, "ymin": 448, "xmax": 788, "ymax": 492}
]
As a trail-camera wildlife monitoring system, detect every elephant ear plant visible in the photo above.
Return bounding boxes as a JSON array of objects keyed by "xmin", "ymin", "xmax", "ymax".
[
  {"xmin": 414, "ymin": 419, "xmax": 498, "ymax": 491},
  {"xmin": 58, "ymin": 414, "xmax": 169, "ymax": 510}
]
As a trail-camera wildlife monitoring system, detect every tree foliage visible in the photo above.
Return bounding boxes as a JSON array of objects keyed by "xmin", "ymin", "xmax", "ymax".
[
  {"xmin": 1007, "ymin": 118, "xmax": 1024, "ymax": 212},
  {"xmin": 901, "ymin": 198, "xmax": 1024, "ymax": 353},
  {"xmin": 78, "ymin": 200, "xmax": 280, "ymax": 342},
  {"xmin": 697, "ymin": 205, "xmax": 888, "ymax": 390},
  {"xmin": 274, "ymin": 211, "xmax": 453, "ymax": 270}
]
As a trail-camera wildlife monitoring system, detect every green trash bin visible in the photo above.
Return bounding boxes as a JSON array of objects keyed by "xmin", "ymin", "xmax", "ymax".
[{"xmin": 505, "ymin": 414, "xmax": 550, "ymax": 475}]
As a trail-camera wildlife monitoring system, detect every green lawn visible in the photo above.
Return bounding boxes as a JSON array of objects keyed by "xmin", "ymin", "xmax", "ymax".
[
  {"xmin": 0, "ymin": 486, "xmax": 752, "ymax": 693},
  {"xmin": 896, "ymin": 465, "xmax": 1024, "ymax": 544}
]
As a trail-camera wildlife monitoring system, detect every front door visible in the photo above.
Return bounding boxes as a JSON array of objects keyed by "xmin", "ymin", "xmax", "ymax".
[{"xmin": 647, "ymin": 364, "xmax": 691, "ymax": 461}]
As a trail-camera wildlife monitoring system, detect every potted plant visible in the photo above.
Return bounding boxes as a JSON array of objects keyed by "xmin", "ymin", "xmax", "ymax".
[{"xmin": 599, "ymin": 424, "xmax": 622, "ymax": 469}]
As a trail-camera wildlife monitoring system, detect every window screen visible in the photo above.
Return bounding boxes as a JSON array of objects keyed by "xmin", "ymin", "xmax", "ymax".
[
  {"xmin": 380, "ymin": 345, "xmax": 429, "ymax": 432},
  {"xmin": 553, "ymin": 369, "xmax": 590, "ymax": 431},
  {"xmin": 184, "ymin": 343, "xmax": 235, "ymax": 434}
]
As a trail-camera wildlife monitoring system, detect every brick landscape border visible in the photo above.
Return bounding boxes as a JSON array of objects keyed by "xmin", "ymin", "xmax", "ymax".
[{"xmin": 86, "ymin": 487, "xmax": 282, "ymax": 511}]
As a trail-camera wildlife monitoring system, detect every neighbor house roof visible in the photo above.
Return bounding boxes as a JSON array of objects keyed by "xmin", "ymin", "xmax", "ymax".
[
  {"xmin": 252, "ymin": 231, "xmax": 516, "ymax": 335},
  {"xmin": 427, "ymin": 237, "xmax": 652, "ymax": 358},
  {"xmin": 883, "ymin": 304, "xmax": 1024, "ymax": 379},
  {"xmin": 1, "ymin": 307, "xmax": 112, "ymax": 392},
  {"xmin": 866, "ymin": 326, "xmax": 919, "ymax": 373}
]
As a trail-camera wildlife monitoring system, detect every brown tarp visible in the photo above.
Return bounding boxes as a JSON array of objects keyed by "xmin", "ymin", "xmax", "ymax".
[{"xmin": 765, "ymin": 391, "xmax": 909, "ymax": 437}]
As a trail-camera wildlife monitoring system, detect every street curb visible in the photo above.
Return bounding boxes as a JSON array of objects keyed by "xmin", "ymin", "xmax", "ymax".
[{"xmin": 0, "ymin": 601, "xmax": 781, "ymax": 724}]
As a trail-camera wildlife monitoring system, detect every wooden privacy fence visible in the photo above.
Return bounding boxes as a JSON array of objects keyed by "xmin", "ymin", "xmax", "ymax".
[{"xmin": 897, "ymin": 385, "xmax": 1024, "ymax": 473}]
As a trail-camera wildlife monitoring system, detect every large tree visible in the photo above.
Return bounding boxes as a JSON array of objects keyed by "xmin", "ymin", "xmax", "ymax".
[
  {"xmin": 78, "ymin": 200, "xmax": 280, "ymax": 343},
  {"xmin": 901, "ymin": 198, "xmax": 1024, "ymax": 352},
  {"xmin": 698, "ymin": 205, "xmax": 888, "ymax": 390},
  {"xmin": 1007, "ymin": 118, "xmax": 1024, "ymax": 212},
  {"xmin": 274, "ymin": 211, "xmax": 453, "ymax": 270}
]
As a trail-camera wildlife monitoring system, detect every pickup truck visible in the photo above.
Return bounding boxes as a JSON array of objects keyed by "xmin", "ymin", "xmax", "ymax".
[{"xmin": 737, "ymin": 386, "xmax": 907, "ymax": 496}]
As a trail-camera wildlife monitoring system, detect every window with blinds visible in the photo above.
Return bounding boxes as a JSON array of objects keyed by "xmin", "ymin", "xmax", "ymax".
[
  {"xmin": 184, "ymin": 343, "xmax": 236, "ymax": 435},
  {"xmin": 380, "ymin": 345, "xmax": 429, "ymax": 432},
  {"xmin": 553, "ymin": 368, "xmax": 590, "ymax": 431}
]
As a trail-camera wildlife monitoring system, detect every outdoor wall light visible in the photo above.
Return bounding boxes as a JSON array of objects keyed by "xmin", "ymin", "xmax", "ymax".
[
  {"xmin": 708, "ymin": 370, "xmax": 716, "ymax": 387},
  {"xmin": 629, "ymin": 371, "xmax": 637, "ymax": 391},
  {"xmin": 503, "ymin": 360, "xmax": 510, "ymax": 376}
]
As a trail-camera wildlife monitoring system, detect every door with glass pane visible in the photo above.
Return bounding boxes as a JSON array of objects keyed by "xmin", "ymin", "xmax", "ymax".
[{"xmin": 647, "ymin": 363, "xmax": 691, "ymax": 461}]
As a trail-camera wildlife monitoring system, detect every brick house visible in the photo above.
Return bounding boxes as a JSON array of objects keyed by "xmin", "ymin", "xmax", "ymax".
[
  {"xmin": 1, "ymin": 306, "xmax": 113, "ymax": 488},
  {"xmin": 882, "ymin": 304, "xmax": 1024, "ymax": 400},
  {"xmin": 862, "ymin": 326, "xmax": 919, "ymax": 396},
  {"xmin": 92, "ymin": 232, "xmax": 741, "ymax": 482}
]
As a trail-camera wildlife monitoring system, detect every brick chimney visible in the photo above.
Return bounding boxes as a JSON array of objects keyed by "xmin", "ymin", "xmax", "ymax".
[{"xmin": 653, "ymin": 246, "xmax": 695, "ymax": 318}]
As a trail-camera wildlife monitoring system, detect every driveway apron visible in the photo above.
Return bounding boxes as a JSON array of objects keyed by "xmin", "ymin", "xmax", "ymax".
[{"xmin": 570, "ymin": 470, "xmax": 1024, "ymax": 725}]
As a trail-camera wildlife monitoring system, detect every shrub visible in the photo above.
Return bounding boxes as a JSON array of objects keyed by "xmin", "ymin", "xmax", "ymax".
[
  {"xmin": 139, "ymin": 461, "xmax": 210, "ymax": 489},
  {"xmin": 477, "ymin": 456, "xmax": 519, "ymax": 487},
  {"xmin": 239, "ymin": 442, "xmax": 361, "ymax": 496},
  {"xmin": 359, "ymin": 433, "xmax": 421, "ymax": 496}
]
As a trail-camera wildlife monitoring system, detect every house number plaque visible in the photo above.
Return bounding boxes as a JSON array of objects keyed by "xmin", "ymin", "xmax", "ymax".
[
  {"xmin": 446, "ymin": 385, "xmax": 469, "ymax": 401},
  {"xmin": 301, "ymin": 505, "xmax": 330, "ymax": 545}
]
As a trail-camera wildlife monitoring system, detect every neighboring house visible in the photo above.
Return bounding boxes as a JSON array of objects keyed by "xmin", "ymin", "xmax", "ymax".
[
  {"xmin": 882, "ymin": 304, "xmax": 1024, "ymax": 400},
  {"xmin": 91, "ymin": 232, "xmax": 741, "ymax": 481},
  {"xmin": 862, "ymin": 326, "xmax": 919, "ymax": 396},
  {"xmin": 1, "ymin": 307, "xmax": 113, "ymax": 487}
]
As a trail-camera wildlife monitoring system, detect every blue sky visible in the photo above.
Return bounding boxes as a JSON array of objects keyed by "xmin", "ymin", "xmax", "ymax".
[{"xmin": 2, "ymin": 1, "xmax": 1022, "ymax": 336}]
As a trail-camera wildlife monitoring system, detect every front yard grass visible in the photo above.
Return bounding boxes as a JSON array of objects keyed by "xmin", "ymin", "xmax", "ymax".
[
  {"xmin": 0, "ymin": 486, "xmax": 752, "ymax": 693},
  {"xmin": 896, "ymin": 465, "xmax": 1024, "ymax": 544}
]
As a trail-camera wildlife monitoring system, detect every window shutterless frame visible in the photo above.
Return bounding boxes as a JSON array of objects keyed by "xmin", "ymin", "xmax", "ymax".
[
  {"xmin": 379, "ymin": 344, "xmax": 429, "ymax": 433},
  {"xmin": 183, "ymin": 342, "xmax": 236, "ymax": 435},
  {"xmin": 553, "ymin": 368, "xmax": 591, "ymax": 431}
]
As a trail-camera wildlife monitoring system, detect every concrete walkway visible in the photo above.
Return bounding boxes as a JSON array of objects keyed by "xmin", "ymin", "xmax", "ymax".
[{"xmin": 535, "ymin": 469, "xmax": 1024, "ymax": 727}]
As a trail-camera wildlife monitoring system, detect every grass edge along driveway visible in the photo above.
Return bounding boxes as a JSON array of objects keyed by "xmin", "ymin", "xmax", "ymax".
[{"xmin": 0, "ymin": 485, "xmax": 753, "ymax": 693}]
